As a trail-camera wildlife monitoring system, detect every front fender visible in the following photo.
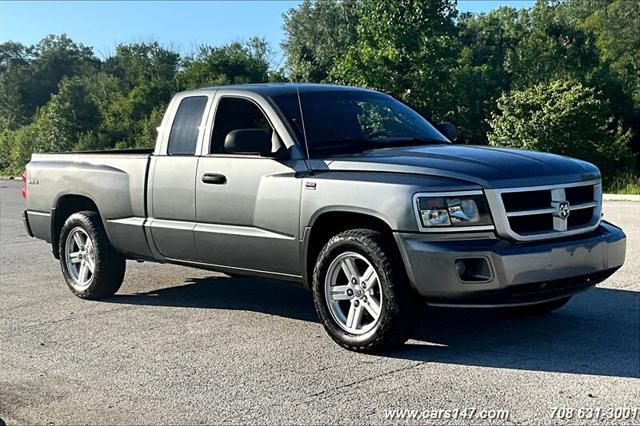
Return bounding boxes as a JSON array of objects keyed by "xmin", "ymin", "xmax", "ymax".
[{"xmin": 300, "ymin": 171, "xmax": 481, "ymax": 236}]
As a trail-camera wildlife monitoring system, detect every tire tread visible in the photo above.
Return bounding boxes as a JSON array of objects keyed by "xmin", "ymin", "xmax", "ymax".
[
  {"xmin": 58, "ymin": 211, "xmax": 125, "ymax": 300},
  {"xmin": 312, "ymin": 228, "xmax": 420, "ymax": 352}
]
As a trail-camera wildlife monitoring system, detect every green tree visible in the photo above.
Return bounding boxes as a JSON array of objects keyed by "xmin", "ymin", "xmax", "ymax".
[
  {"xmin": 565, "ymin": 0, "xmax": 640, "ymax": 108},
  {"xmin": 332, "ymin": 0, "xmax": 459, "ymax": 122},
  {"xmin": 34, "ymin": 76, "xmax": 102, "ymax": 152},
  {"xmin": 488, "ymin": 79, "xmax": 634, "ymax": 177},
  {"xmin": 282, "ymin": 0, "xmax": 359, "ymax": 82},
  {"xmin": 0, "ymin": 129, "xmax": 15, "ymax": 170},
  {"xmin": 99, "ymin": 42, "xmax": 179, "ymax": 148},
  {"xmin": 7, "ymin": 123, "xmax": 41, "ymax": 173},
  {"xmin": 180, "ymin": 38, "xmax": 272, "ymax": 88},
  {"xmin": 100, "ymin": 80, "xmax": 172, "ymax": 147},
  {"xmin": 3, "ymin": 75, "xmax": 103, "ymax": 172},
  {"xmin": 454, "ymin": 7, "xmax": 528, "ymax": 143},
  {"xmin": 103, "ymin": 42, "xmax": 179, "ymax": 90},
  {"xmin": 0, "ymin": 66, "xmax": 28, "ymax": 130},
  {"xmin": 0, "ymin": 35, "xmax": 98, "ymax": 130},
  {"xmin": 509, "ymin": 1, "xmax": 601, "ymax": 89},
  {"xmin": 0, "ymin": 42, "xmax": 34, "ymax": 129},
  {"xmin": 29, "ymin": 35, "xmax": 98, "ymax": 112},
  {"xmin": 135, "ymin": 105, "xmax": 166, "ymax": 149}
]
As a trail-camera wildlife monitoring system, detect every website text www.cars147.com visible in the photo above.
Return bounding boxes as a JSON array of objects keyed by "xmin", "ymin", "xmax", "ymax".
[{"xmin": 384, "ymin": 407, "xmax": 510, "ymax": 421}]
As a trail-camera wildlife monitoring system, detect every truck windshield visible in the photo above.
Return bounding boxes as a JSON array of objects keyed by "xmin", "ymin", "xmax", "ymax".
[{"xmin": 271, "ymin": 90, "xmax": 449, "ymax": 157}]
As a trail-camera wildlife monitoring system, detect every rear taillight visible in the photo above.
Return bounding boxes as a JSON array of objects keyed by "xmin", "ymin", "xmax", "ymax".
[{"xmin": 21, "ymin": 170, "xmax": 27, "ymax": 199}]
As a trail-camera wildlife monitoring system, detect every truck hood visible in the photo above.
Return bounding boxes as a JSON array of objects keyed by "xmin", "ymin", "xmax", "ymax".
[{"xmin": 308, "ymin": 145, "xmax": 600, "ymax": 189}]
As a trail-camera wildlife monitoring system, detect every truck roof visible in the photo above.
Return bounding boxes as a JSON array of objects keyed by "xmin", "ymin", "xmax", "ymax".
[{"xmin": 178, "ymin": 82, "xmax": 376, "ymax": 97}]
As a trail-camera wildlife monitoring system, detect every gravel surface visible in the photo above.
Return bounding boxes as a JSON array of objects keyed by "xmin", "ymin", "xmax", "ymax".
[{"xmin": 1, "ymin": 180, "xmax": 638, "ymax": 425}]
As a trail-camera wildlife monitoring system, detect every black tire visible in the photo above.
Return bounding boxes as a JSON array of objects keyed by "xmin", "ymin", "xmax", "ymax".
[
  {"xmin": 58, "ymin": 211, "xmax": 126, "ymax": 300},
  {"xmin": 312, "ymin": 229, "xmax": 421, "ymax": 352},
  {"xmin": 506, "ymin": 296, "xmax": 572, "ymax": 316}
]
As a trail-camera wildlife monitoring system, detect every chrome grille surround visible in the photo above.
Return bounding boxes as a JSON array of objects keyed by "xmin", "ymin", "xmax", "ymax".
[{"xmin": 484, "ymin": 180, "xmax": 602, "ymax": 242}]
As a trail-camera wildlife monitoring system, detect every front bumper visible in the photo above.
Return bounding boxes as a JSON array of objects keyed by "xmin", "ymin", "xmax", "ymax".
[{"xmin": 395, "ymin": 221, "xmax": 626, "ymax": 307}]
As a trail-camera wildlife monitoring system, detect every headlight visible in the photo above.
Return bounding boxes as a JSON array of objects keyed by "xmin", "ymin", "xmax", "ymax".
[{"xmin": 415, "ymin": 193, "xmax": 492, "ymax": 228}]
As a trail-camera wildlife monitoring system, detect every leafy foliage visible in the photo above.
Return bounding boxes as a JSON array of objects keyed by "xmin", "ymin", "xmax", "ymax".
[
  {"xmin": 36, "ymin": 76, "xmax": 101, "ymax": 152},
  {"xmin": 579, "ymin": 0, "xmax": 640, "ymax": 109},
  {"xmin": 332, "ymin": 0, "xmax": 459, "ymax": 122},
  {"xmin": 180, "ymin": 38, "xmax": 273, "ymax": 88},
  {"xmin": 0, "ymin": 35, "xmax": 98, "ymax": 130},
  {"xmin": 453, "ymin": 7, "xmax": 526, "ymax": 144},
  {"xmin": 0, "ymin": 36, "xmax": 274, "ymax": 173},
  {"xmin": 487, "ymin": 79, "xmax": 634, "ymax": 176},
  {"xmin": 282, "ymin": 0, "xmax": 359, "ymax": 82}
]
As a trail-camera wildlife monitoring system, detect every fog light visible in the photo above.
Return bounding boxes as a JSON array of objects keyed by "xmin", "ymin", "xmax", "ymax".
[{"xmin": 455, "ymin": 258, "xmax": 492, "ymax": 282}]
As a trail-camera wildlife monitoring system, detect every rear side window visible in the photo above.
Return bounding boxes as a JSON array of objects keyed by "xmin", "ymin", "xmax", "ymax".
[{"xmin": 167, "ymin": 96, "xmax": 208, "ymax": 155}]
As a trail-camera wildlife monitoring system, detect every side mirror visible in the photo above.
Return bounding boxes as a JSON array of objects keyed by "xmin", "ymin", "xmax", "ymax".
[
  {"xmin": 436, "ymin": 122, "xmax": 458, "ymax": 142},
  {"xmin": 224, "ymin": 129, "xmax": 273, "ymax": 156}
]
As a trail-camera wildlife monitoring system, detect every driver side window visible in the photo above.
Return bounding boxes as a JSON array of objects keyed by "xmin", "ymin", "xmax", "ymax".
[{"xmin": 211, "ymin": 97, "xmax": 273, "ymax": 154}]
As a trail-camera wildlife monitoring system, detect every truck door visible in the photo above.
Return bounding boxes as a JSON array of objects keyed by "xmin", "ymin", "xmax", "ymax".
[
  {"xmin": 194, "ymin": 94, "xmax": 305, "ymax": 277},
  {"xmin": 148, "ymin": 94, "xmax": 210, "ymax": 261}
]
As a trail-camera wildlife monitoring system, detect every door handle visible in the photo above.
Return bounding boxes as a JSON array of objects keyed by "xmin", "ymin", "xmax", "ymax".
[{"xmin": 202, "ymin": 173, "xmax": 227, "ymax": 185}]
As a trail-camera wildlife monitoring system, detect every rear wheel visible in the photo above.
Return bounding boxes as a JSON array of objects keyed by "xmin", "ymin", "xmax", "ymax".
[
  {"xmin": 506, "ymin": 296, "xmax": 572, "ymax": 315},
  {"xmin": 312, "ymin": 229, "xmax": 421, "ymax": 352},
  {"xmin": 59, "ymin": 211, "xmax": 126, "ymax": 300}
]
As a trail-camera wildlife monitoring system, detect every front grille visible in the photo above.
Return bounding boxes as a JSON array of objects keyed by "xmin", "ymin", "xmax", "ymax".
[
  {"xmin": 565, "ymin": 185, "xmax": 594, "ymax": 205},
  {"xmin": 487, "ymin": 181, "xmax": 602, "ymax": 241},
  {"xmin": 567, "ymin": 207, "xmax": 593, "ymax": 229},
  {"xmin": 509, "ymin": 213, "xmax": 553, "ymax": 234},
  {"xmin": 502, "ymin": 190, "xmax": 551, "ymax": 211}
]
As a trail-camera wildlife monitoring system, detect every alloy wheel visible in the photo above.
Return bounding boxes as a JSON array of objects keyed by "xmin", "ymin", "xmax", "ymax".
[
  {"xmin": 324, "ymin": 251, "xmax": 383, "ymax": 335},
  {"xmin": 64, "ymin": 227, "xmax": 95, "ymax": 289}
]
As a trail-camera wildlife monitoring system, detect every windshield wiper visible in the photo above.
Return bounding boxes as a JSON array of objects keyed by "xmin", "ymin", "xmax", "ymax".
[
  {"xmin": 311, "ymin": 137, "xmax": 449, "ymax": 156},
  {"xmin": 311, "ymin": 139, "xmax": 376, "ymax": 154},
  {"xmin": 377, "ymin": 137, "xmax": 450, "ymax": 146}
]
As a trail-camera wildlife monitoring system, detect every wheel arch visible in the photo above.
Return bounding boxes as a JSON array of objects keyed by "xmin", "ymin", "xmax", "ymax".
[
  {"xmin": 302, "ymin": 209, "xmax": 400, "ymax": 289},
  {"xmin": 51, "ymin": 194, "xmax": 101, "ymax": 259}
]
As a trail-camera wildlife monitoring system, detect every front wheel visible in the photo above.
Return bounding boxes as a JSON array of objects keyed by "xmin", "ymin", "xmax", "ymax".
[
  {"xmin": 59, "ymin": 211, "xmax": 126, "ymax": 300},
  {"xmin": 312, "ymin": 229, "xmax": 421, "ymax": 352}
]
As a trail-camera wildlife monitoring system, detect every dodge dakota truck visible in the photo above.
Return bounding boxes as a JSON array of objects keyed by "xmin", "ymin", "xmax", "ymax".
[{"xmin": 22, "ymin": 83, "xmax": 626, "ymax": 352}]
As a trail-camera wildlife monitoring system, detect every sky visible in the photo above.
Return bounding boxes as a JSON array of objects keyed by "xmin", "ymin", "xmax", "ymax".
[{"xmin": 0, "ymin": 1, "xmax": 536, "ymax": 67}]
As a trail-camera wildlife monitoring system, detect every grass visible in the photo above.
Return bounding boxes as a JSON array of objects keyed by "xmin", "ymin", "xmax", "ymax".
[{"xmin": 604, "ymin": 172, "xmax": 640, "ymax": 194}]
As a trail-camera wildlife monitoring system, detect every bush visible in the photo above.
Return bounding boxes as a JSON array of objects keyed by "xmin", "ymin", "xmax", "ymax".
[
  {"xmin": 487, "ymin": 79, "xmax": 635, "ymax": 177},
  {"xmin": 0, "ymin": 129, "xmax": 14, "ymax": 172},
  {"xmin": 8, "ymin": 123, "xmax": 42, "ymax": 174}
]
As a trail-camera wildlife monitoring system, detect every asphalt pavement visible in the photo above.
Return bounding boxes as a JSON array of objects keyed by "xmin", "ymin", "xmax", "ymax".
[{"xmin": 1, "ymin": 180, "xmax": 638, "ymax": 424}]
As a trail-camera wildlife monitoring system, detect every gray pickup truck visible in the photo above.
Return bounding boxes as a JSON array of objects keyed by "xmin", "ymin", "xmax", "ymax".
[{"xmin": 23, "ymin": 83, "xmax": 626, "ymax": 352}]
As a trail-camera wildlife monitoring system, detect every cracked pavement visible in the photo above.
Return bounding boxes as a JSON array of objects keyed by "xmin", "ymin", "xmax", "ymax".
[{"xmin": 1, "ymin": 180, "xmax": 638, "ymax": 424}]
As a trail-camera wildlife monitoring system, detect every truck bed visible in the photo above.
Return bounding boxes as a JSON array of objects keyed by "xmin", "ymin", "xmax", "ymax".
[
  {"xmin": 25, "ymin": 151, "xmax": 153, "ymax": 257},
  {"xmin": 39, "ymin": 148, "xmax": 154, "ymax": 155}
]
